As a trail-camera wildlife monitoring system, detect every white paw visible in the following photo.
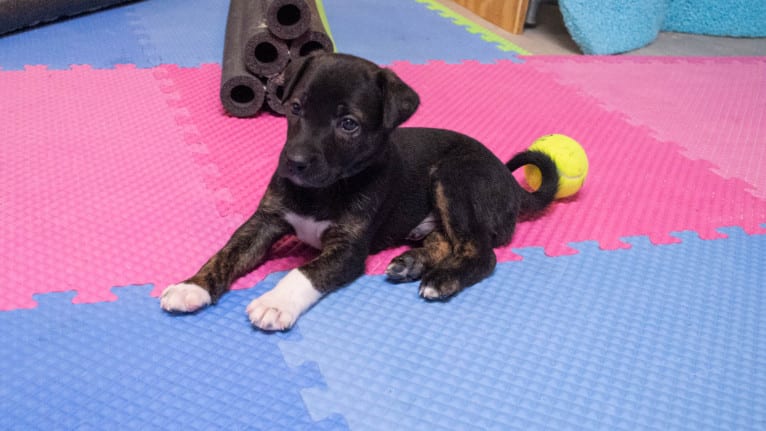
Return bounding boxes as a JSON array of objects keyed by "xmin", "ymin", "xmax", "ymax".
[
  {"xmin": 246, "ymin": 269, "xmax": 322, "ymax": 331},
  {"xmin": 419, "ymin": 285, "xmax": 442, "ymax": 300},
  {"xmin": 160, "ymin": 283, "xmax": 212, "ymax": 313}
]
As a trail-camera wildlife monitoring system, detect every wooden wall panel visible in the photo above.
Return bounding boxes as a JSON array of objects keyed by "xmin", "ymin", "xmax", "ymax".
[{"xmin": 451, "ymin": 0, "xmax": 529, "ymax": 34}]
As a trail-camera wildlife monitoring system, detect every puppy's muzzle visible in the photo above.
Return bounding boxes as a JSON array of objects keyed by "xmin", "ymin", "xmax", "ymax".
[
  {"xmin": 285, "ymin": 154, "xmax": 314, "ymax": 176},
  {"xmin": 279, "ymin": 146, "xmax": 329, "ymax": 187}
]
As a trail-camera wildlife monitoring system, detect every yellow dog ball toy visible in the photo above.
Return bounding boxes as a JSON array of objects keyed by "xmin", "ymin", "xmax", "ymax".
[{"xmin": 524, "ymin": 134, "xmax": 589, "ymax": 199}]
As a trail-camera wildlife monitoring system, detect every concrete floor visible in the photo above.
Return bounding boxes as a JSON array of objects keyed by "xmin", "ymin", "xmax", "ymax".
[{"xmin": 441, "ymin": 1, "xmax": 766, "ymax": 56}]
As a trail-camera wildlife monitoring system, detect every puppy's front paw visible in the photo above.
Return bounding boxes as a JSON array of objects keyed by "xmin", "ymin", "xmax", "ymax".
[
  {"xmin": 246, "ymin": 299, "xmax": 297, "ymax": 331},
  {"xmin": 160, "ymin": 283, "xmax": 212, "ymax": 313},
  {"xmin": 246, "ymin": 269, "xmax": 322, "ymax": 331}
]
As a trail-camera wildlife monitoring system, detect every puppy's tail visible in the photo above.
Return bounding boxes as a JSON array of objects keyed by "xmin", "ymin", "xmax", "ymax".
[{"xmin": 506, "ymin": 150, "xmax": 559, "ymax": 213}]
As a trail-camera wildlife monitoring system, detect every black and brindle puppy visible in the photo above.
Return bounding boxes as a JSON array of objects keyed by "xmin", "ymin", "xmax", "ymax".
[{"xmin": 161, "ymin": 53, "xmax": 559, "ymax": 331}]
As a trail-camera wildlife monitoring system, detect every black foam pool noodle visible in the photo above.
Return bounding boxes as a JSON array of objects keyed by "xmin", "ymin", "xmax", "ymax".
[
  {"xmin": 290, "ymin": 29, "xmax": 334, "ymax": 59},
  {"xmin": 244, "ymin": 0, "xmax": 290, "ymax": 77},
  {"xmin": 220, "ymin": 0, "xmax": 266, "ymax": 117},
  {"xmin": 265, "ymin": 0, "xmax": 311, "ymax": 40},
  {"xmin": 0, "ymin": 0, "xmax": 131, "ymax": 36},
  {"xmin": 289, "ymin": 0, "xmax": 335, "ymax": 59},
  {"xmin": 265, "ymin": 72, "xmax": 287, "ymax": 115}
]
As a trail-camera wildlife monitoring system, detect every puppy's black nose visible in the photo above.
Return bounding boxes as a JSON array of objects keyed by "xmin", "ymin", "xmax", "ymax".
[{"xmin": 286, "ymin": 155, "xmax": 311, "ymax": 174}]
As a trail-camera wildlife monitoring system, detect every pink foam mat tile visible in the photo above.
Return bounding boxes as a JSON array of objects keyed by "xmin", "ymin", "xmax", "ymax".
[
  {"xmin": 154, "ymin": 64, "xmax": 284, "ymax": 219},
  {"xmin": 0, "ymin": 65, "xmax": 241, "ymax": 310},
  {"xmin": 5, "ymin": 60, "xmax": 765, "ymax": 311},
  {"xmin": 390, "ymin": 60, "xmax": 766, "ymax": 242},
  {"xmin": 8, "ymin": 61, "xmax": 762, "ymax": 311},
  {"xmin": 160, "ymin": 61, "xmax": 766, "ymax": 281},
  {"xmin": 525, "ymin": 56, "xmax": 766, "ymax": 199},
  {"xmin": 150, "ymin": 65, "xmax": 316, "ymax": 292}
]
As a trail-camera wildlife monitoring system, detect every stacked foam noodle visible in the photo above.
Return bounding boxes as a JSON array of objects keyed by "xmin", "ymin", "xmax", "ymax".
[{"xmin": 220, "ymin": 0, "xmax": 334, "ymax": 117}]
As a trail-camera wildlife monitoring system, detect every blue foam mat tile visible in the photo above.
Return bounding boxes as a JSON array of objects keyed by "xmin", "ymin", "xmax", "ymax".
[
  {"xmin": 0, "ymin": 0, "xmax": 227, "ymax": 70},
  {"xmin": 323, "ymin": 0, "xmax": 521, "ymax": 64},
  {"xmin": 0, "ymin": 0, "xmax": 519, "ymax": 70},
  {"xmin": 0, "ymin": 283, "xmax": 349, "ymax": 430},
  {"xmin": 0, "ymin": 2, "xmax": 150, "ymax": 70},
  {"xmin": 280, "ymin": 231, "xmax": 766, "ymax": 430},
  {"xmin": 128, "ymin": 0, "xmax": 227, "ymax": 67}
]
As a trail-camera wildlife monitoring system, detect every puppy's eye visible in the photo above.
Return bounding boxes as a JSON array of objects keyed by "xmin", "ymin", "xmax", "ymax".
[
  {"xmin": 339, "ymin": 117, "xmax": 359, "ymax": 133},
  {"xmin": 290, "ymin": 102, "xmax": 302, "ymax": 116}
]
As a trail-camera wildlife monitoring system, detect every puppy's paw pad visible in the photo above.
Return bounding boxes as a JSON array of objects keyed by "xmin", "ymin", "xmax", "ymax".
[
  {"xmin": 246, "ymin": 299, "xmax": 296, "ymax": 331},
  {"xmin": 160, "ymin": 283, "xmax": 211, "ymax": 313},
  {"xmin": 386, "ymin": 254, "xmax": 424, "ymax": 282}
]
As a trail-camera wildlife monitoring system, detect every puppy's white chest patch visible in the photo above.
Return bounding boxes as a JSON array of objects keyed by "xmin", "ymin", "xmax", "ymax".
[{"xmin": 284, "ymin": 212, "xmax": 332, "ymax": 249}]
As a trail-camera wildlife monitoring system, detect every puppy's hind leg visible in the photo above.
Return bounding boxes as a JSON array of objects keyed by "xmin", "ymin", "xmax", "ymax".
[
  {"xmin": 418, "ymin": 162, "xmax": 504, "ymax": 300},
  {"xmin": 386, "ymin": 231, "xmax": 451, "ymax": 282},
  {"xmin": 419, "ymin": 239, "xmax": 496, "ymax": 300}
]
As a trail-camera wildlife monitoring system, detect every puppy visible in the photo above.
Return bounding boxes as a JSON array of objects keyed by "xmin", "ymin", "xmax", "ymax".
[{"xmin": 161, "ymin": 53, "xmax": 559, "ymax": 331}]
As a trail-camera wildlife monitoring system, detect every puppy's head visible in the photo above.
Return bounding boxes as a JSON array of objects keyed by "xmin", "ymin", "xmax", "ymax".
[{"xmin": 276, "ymin": 53, "xmax": 419, "ymax": 188}]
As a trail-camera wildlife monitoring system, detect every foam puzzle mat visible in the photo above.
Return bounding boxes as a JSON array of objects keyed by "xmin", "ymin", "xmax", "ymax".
[
  {"xmin": 1, "ymin": 284, "xmax": 347, "ymax": 430},
  {"xmin": 280, "ymin": 228, "xmax": 765, "ymax": 430},
  {"xmin": 1, "ymin": 0, "xmax": 764, "ymax": 429}
]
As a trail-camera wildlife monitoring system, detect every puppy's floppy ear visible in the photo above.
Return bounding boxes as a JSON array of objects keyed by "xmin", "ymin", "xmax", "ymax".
[
  {"xmin": 378, "ymin": 68, "xmax": 420, "ymax": 129},
  {"xmin": 281, "ymin": 54, "xmax": 319, "ymax": 102}
]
